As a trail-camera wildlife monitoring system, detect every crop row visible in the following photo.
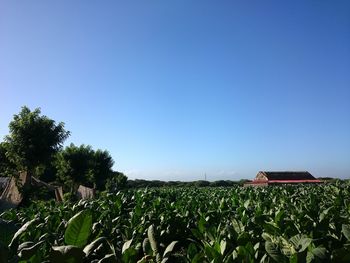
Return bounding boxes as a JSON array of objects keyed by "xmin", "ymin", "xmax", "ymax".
[{"xmin": 1, "ymin": 183, "xmax": 350, "ymax": 262}]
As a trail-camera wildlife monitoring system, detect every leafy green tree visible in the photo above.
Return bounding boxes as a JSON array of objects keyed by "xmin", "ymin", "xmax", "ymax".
[
  {"xmin": 4, "ymin": 106, "xmax": 70, "ymax": 176},
  {"xmin": 55, "ymin": 144, "xmax": 114, "ymax": 191},
  {"xmin": 92, "ymin": 149, "xmax": 115, "ymax": 190},
  {"xmin": 105, "ymin": 171, "xmax": 128, "ymax": 191},
  {"xmin": 0, "ymin": 142, "xmax": 17, "ymax": 177}
]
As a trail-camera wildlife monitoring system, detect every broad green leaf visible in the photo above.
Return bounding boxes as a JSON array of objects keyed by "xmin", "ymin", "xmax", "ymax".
[
  {"xmin": 191, "ymin": 253, "xmax": 204, "ymax": 263},
  {"xmin": 122, "ymin": 247, "xmax": 138, "ymax": 263},
  {"xmin": 187, "ymin": 243, "xmax": 197, "ymax": 260},
  {"xmin": 290, "ymin": 235, "xmax": 312, "ymax": 252},
  {"xmin": 9, "ymin": 218, "xmax": 37, "ymax": 250},
  {"xmin": 289, "ymin": 254, "xmax": 298, "ymax": 263},
  {"xmin": 263, "ymin": 222, "xmax": 281, "ymax": 235},
  {"xmin": 122, "ymin": 239, "xmax": 133, "ymax": 254},
  {"xmin": 83, "ymin": 237, "xmax": 107, "ymax": 257},
  {"xmin": 18, "ymin": 241, "xmax": 35, "ymax": 252},
  {"xmin": 64, "ymin": 210, "xmax": 92, "ymax": 248},
  {"xmin": 261, "ymin": 232, "xmax": 273, "ymax": 242},
  {"xmin": 204, "ymin": 244, "xmax": 221, "ymax": 260},
  {"xmin": 310, "ymin": 246, "xmax": 327, "ymax": 259},
  {"xmin": 265, "ymin": 241, "xmax": 287, "ymax": 263},
  {"xmin": 18, "ymin": 241, "xmax": 44, "ymax": 260},
  {"xmin": 307, "ymin": 246, "xmax": 327, "ymax": 263},
  {"xmin": 232, "ymin": 218, "xmax": 244, "ymax": 234},
  {"xmin": 198, "ymin": 217, "xmax": 207, "ymax": 234},
  {"xmin": 147, "ymin": 225, "xmax": 161, "ymax": 263},
  {"xmin": 162, "ymin": 241, "xmax": 178, "ymax": 259},
  {"xmin": 244, "ymin": 199, "xmax": 250, "ymax": 209},
  {"xmin": 342, "ymin": 224, "xmax": 350, "ymax": 241},
  {"xmin": 274, "ymin": 210, "xmax": 285, "ymax": 226},
  {"xmin": 147, "ymin": 225, "xmax": 158, "ymax": 253},
  {"xmin": 142, "ymin": 238, "xmax": 152, "ymax": 256},
  {"xmin": 220, "ymin": 240, "xmax": 226, "ymax": 255},
  {"xmin": 98, "ymin": 253, "xmax": 118, "ymax": 263}
]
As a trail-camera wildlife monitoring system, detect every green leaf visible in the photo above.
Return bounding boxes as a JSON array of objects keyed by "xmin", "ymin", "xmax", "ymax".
[
  {"xmin": 142, "ymin": 238, "xmax": 152, "ymax": 256},
  {"xmin": 122, "ymin": 247, "xmax": 138, "ymax": 263},
  {"xmin": 342, "ymin": 224, "xmax": 350, "ymax": 241},
  {"xmin": 244, "ymin": 199, "xmax": 250, "ymax": 209},
  {"xmin": 18, "ymin": 241, "xmax": 35, "ymax": 252},
  {"xmin": 290, "ymin": 254, "xmax": 298, "ymax": 263},
  {"xmin": 204, "ymin": 244, "xmax": 221, "ymax": 260},
  {"xmin": 187, "ymin": 243, "xmax": 197, "ymax": 260},
  {"xmin": 306, "ymin": 251, "xmax": 314, "ymax": 263},
  {"xmin": 261, "ymin": 232, "xmax": 273, "ymax": 242},
  {"xmin": 162, "ymin": 241, "xmax": 178, "ymax": 259},
  {"xmin": 274, "ymin": 210, "xmax": 285, "ymax": 226},
  {"xmin": 83, "ymin": 237, "xmax": 107, "ymax": 257},
  {"xmin": 9, "ymin": 218, "xmax": 37, "ymax": 250},
  {"xmin": 65, "ymin": 210, "xmax": 92, "ymax": 248},
  {"xmin": 237, "ymin": 232, "xmax": 250, "ymax": 246},
  {"xmin": 198, "ymin": 217, "xmax": 207, "ymax": 233},
  {"xmin": 98, "ymin": 253, "xmax": 118, "ymax": 263},
  {"xmin": 18, "ymin": 241, "xmax": 44, "ymax": 260},
  {"xmin": 263, "ymin": 222, "xmax": 281, "ymax": 235},
  {"xmin": 122, "ymin": 239, "xmax": 133, "ymax": 254},
  {"xmin": 50, "ymin": 245, "xmax": 85, "ymax": 263},
  {"xmin": 191, "ymin": 253, "xmax": 204, "ymax": 263},
  {"xmin": 232, "ymin": 218, "xmax": 244, "ymax": 234},
  {"xmin": 311, "ymin": 246, "xmax": 327, "ymax": 260},
  {"xmin": 289, "ymin": 235, "xmax": 312, "ymax": 252},
  {"xmin": 265, "ymin": 241, "xmax": 287, "ymax": 263},
  {"xmin": 220, "ymin": 240, "xmax": 226, "ymax": 255},
  {"xmin": 147, "ymin": 225, "xmax": 158, "ymax": 253},
  {"xmin": 147, "ymin": 225, "xmax": 161, "ymax": 263}
]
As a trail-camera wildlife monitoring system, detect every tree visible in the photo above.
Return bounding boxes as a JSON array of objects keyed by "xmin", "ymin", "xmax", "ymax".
[
  {"xmin": 0, "ymin": 142, "xmax": 17, "ymax": 177},
  {"xmin": 92, "ymin": 149, "xmax": 115, "ymax": 189},
  {"xmin": 105, "ymin": 171, "xmax": 128, "ymax": 192},
  {"xmin": 4, "ymin": 106, "xmax": 70, "ymax": 176},
  {"xmin": 55, "ymin": 144, "xmax": 114, "ymax": 191}
]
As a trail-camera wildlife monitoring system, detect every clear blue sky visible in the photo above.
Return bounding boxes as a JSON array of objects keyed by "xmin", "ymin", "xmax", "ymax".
[{"xmin": 1, "ymin": 1, "xmax": 349, "ymax": 180}]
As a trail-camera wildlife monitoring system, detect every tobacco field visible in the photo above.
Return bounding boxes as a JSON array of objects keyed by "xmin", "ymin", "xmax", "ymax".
[{"xmin": 1, "ymin": 183, "xmax": 350, "ymax": 262}]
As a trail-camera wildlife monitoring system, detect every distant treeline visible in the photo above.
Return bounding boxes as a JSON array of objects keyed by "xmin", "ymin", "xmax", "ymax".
[
  {"xmin": 125, "ymin": 178, "xmax": 347, "ymax": 188},
  {"xmin": 126, "ymin": 179, "xmax": 250, "ymax": 188}
]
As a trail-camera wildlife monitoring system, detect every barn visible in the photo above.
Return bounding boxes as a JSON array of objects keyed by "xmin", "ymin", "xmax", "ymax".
[{"xmin": 244, "ymin": 171, "xmax": 322, "ymax": 186}]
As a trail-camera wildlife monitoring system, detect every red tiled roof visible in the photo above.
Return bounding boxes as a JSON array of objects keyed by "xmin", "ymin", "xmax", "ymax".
[{"xmin": 246, "ymin": 179, "xmax": 322, "ymax": 185}]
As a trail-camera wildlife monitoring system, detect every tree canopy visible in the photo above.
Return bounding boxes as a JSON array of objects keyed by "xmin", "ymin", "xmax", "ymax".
[
  {"xmin": 0, "ymin": 142, "xmax": 16, "ymax": 177},
  {"xmin": 4, "ymin": 106, "xmax": 70, "ymax": 174},
  {"xmin": 55, "ymin": 144, "xmax": 114, "ymax": 191},
  {"xmin": 0, "ymin": 106, "xmax": 128, "ymax": 204}
]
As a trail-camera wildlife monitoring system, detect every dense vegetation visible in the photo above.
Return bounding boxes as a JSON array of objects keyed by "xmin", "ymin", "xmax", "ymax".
[
  {"xmin": 0, "ymin": 106, "xmax": 127, "ymax": 193},
  {"xmin": 1, "ymin": 183, "xmax": 350, "ymax": 262}
]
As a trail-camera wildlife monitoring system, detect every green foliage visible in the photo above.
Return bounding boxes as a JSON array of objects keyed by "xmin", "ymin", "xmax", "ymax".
[
  {"xmin": 4, "ymin": 106, "xmax": 70, "ymax": 173},
  {"xmin": 64, "ymin": 210, "xmax": 92, "ymax": 248},
  {"xmin": 55, "ymin": 143, "xmax": 114, "ymax": 191},
  {"xmin": 105, "ymin": 171, "xmax": 128, "ymax": 192},
  {"xmin": 1, "ymin": 184, "xmax": 350, "ymax": 262},
  {"xmin": 0, "ymin": 142, "xmax": 16, "ymax": 177}
]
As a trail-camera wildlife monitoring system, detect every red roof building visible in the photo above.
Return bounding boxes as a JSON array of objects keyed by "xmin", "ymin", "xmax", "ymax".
[{"xmin": 245, "ymin": 171, "xmax": 322, "ymax": 186}]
